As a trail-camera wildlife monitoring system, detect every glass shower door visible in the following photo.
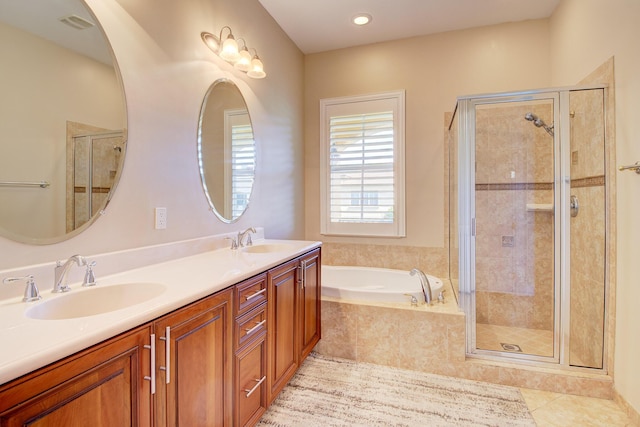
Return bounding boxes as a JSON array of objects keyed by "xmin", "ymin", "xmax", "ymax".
[{"xmin": 472, "ymin": 96, "xmax": 559, "ymax": 360}]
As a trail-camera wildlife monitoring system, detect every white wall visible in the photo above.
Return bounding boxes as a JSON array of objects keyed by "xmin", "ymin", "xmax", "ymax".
[
  {"xmin": 550, "ymin": 0, "xmax": 640, "ymax": 414},
  {"xmin": 0, "ymin": 0, "xmax": 305, "ymax": 270}
]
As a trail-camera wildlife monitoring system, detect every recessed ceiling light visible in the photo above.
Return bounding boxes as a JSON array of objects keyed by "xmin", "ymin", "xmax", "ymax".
[{"xmin": 352, "ymin": 14, "xmax": 372, "ymax": 26}]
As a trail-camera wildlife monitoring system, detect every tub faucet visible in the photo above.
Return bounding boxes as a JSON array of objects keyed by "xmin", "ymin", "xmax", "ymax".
[
  {"xmin": 410, "ymin": 268, "xmax": 433, "ymax": 305},
  {"xmin": 237, "ymin": 227, "xmax": 256, "ymax": 247},
  {"xmin": 53, "ymin": 254, "xmax": 86, "ymax": 293}
]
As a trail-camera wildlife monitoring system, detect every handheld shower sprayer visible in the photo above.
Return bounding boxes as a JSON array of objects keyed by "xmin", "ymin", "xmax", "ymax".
[{"xmin": 524, "ymin": 112, "xmax": 554, "ymax": 137}]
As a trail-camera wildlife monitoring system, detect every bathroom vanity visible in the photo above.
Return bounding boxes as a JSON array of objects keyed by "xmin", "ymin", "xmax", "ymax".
[{"xmin": 0, "ymin": 242, "xmax": 321, "ymax": 427}]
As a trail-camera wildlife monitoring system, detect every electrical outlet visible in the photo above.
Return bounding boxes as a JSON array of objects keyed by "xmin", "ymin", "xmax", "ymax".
[{"xmin": 155, "ymin": 207, "xmax": 167, "ymax": 229}]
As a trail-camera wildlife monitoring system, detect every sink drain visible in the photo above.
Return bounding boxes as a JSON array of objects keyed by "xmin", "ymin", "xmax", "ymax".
[{"xmin": 500, "ymin": 343, "xmax": 522, "ymax": 352}]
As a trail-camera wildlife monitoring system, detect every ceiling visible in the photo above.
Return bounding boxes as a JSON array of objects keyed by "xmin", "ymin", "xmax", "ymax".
[
  {"xmin": 0, "ymin": 0, "xmax": 111, "ymax": 65},
  {"xmin": 258, "ymin": 0, "xmax": 560, "ymax": 54}
]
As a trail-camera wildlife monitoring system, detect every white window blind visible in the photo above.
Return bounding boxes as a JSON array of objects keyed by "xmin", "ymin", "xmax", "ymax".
[
  {"xmin": 230, "ymin": 123, "xmax": 255, "ymax": 218},
  {"xmin": 329, "ymin": 112, "xmax": 394, "ymax": 223},
  {"xmin": 320, "ymin": 91, "xmax": 405, "ymax": 237}
]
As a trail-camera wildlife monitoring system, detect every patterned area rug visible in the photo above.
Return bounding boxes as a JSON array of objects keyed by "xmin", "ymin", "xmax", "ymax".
[{"xmin": 258, "ymin": 353, "xmax": 536, "ymax": 427}]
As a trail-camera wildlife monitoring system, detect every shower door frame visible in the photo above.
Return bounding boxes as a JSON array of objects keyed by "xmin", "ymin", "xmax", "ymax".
[{"xmin": 456, "ymin": 85, "xmax": 609, "ymax": 370}]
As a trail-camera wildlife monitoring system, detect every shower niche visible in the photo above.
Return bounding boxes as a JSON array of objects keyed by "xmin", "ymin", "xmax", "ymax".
[{"xmin": 449, "ymin": 86, "xmax": 609, "ymax": 370}]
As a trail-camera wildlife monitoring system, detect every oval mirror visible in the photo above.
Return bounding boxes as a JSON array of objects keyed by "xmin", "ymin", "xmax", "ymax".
[
  {"xmin": 0, "ymin": 0, "xmax": 127, "ymax": 244},
  {"xmin": 198, "ymin": 79, "xmax": 256, "ymax": 223}
]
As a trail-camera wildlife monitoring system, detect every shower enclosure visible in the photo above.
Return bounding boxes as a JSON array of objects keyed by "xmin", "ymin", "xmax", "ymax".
[{"xmin": 449, "ymin": 86, "xmax": 609, "ymax": 370}]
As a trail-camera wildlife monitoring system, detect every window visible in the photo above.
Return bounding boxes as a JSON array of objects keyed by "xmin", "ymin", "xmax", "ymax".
[
  {"xmin": 225, "ymin": 109, "xmax": 255, "ymax": 219},
  {"xmin": 320, "ymin": 91, "xmax": 405, "ymax": 237}
]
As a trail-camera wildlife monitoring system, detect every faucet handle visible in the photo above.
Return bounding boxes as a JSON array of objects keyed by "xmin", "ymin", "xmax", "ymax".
[
  {"xmin": 404, "ymin": 293, "xmax": 418, "ymax": 307},
  {"xmin": 245, "ymin": 233, "xmax": 253, "ymax": 247},
  {"xmin": 438, "ymin": 290, "xmax": 446, "ymax": 304},
  {"xmin": 83, "ymin": 260, "xmax": 97, "ymax": 287},
  {"xmin": 225, "ymin": 236, "xmax": 239, "ymax": 250},
  {"xmin": 3, "ymin": 275, "xmax": 42, "ymax": 302}
]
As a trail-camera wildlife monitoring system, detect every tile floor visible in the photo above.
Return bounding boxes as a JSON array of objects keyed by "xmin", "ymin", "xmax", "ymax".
[
  {"xmin": 520, "ymin": 388, "xmax": 637, "ymax": 426},
  {"xmin": 477, "ymin": 323, "xmax": 554, "ymax": 357},
  {"xmin": 476, "ymin": 324, "xmax": 638, "ymax": 425}
]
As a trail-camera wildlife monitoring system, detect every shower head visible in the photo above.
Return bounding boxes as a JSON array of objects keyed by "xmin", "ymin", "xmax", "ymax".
[{"xmin": 524, "ymin": 112, "xmax": 554, "ymax": 137}]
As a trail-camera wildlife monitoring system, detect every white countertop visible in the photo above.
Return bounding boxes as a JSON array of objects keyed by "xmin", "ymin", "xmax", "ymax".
[{"xmin": 0, "ymin": 239, "xmax": 321, "ymax": 385}]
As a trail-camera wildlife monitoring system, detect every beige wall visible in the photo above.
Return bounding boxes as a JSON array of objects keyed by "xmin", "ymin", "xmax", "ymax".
[
  {"xmin": 549, "ymin": 0, "xmax": 640, "ymax": 415},
  {"xmin": 0, "ymin": 0, "xmax": 305, "ymax": 269},
  {"xmin": 550, "ymin": 0, "xmax": 640, "ymax": 411},
  {"xmin": 304, "ymin": 20, "xmax": 551, "ymax": 263}
]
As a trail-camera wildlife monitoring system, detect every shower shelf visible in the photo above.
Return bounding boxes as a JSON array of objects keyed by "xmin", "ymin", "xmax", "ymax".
[{"xmin": 526, "ymin": 203, "xmax": 554, "ymax": 212}]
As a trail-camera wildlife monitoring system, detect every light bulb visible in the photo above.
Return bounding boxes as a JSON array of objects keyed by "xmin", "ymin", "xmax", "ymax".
[
  {"xmin": 247, "ymin": 55, "xmax": 266, "ymax": 79},
  {"xmin": 219, "ymin": 34, "xmax": 239, "ymax": 62},
  {"xmin": 234, "ymin": 47, "xmax": 252, "ymax": 72}
]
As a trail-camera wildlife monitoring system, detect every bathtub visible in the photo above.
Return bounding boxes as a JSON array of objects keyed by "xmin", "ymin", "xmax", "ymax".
[{"xmin": 321, "ymin": 265, "xmax": 444, "ymax": 304}]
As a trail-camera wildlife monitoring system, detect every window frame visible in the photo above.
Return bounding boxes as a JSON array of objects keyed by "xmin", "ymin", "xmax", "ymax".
[{"xmin": 319, "ymin": 90, "xmax": 406, "ymax": 237}]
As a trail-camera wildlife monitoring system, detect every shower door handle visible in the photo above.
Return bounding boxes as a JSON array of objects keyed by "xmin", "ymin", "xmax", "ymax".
[{"xmin": 570, "ymin": 195, "xmax": 579, "ymax": 217}]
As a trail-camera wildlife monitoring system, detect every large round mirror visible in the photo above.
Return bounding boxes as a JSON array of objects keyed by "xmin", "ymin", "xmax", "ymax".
[
  {"xmin": 198, "ymin": 79, "xmax": 256, "ymax": 223},
  {"xmin": 0, "ymin": 0, "xmax": 127, "ymax": 244}
]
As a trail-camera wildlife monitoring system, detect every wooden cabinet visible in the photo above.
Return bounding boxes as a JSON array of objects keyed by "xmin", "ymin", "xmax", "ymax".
[
  {"xmin": 0, "ymin": 325, "xmax": 153, "ymax": 426},
  {"xmin": 266, "ymin": 258, "xmax": 299, "ymax": 404},
  {"xmin": 154, "ymin": 289, "xmax": 233, "ymax": 427},
  {"xmin": 233, "ymin": 274, "xmax": 268, "ymax": 427},
  {"xmin": 266, "ymin": 248, "xmax": 321, "ymax": 404},
  {"xmin": 298, "ymin": 249, "xmax": 321, "ymax": 360},
  {"xmin": 0, "ymin": 290, "xmax": 234, "ymax": 427},
  {"xmin": 0, "ymin": 246, "xmax": 320, "ymax": 427}
]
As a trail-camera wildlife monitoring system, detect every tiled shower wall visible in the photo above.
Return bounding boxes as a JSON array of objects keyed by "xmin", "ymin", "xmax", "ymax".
[
  {"xmin": 475, "ymin": 104, "xmax": 555, "ymax": 331},
  {"xmin": 568, "ymin": 89, "xmax": 606, "ymax": 369}
]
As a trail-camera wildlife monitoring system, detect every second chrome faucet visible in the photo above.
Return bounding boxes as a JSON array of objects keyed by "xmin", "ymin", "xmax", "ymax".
[{"xmin": 53, "ymin": 255, "xmax": 97, "ymax": 293}]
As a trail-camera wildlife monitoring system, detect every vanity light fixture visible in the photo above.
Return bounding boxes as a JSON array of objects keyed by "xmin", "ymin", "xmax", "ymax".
[
  {"xmin": 201, "ymin": 28, "xmax": 267, "ymax": 79},
  {"xmin": 352, "ymin": 13, "xmax": 372, "ymax": 26}
]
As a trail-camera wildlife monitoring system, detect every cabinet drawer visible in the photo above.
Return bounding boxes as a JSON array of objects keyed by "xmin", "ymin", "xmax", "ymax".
[
  {"xmin": 235, "ymin": 304, "xmax": 267, "ymax": 349},
  {"xmin": 235, "ymin": 336, "xmax": 267, "ymax": 427},
  {"xmin": 235, "ymin": 273, "xmax": 267, "ymax": 316}
]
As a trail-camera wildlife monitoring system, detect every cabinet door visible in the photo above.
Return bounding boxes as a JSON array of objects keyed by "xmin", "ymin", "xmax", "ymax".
[
  {"xmin": 266, "ymin": 259, "xmax": 299, "ymax": 404},
  {"xmin": 0, "ymin": 326, "xmax": 152, "ymax": 427},
  {"xmin": 299, "ymin": 249, "xmax": 321, "ymax": 360},
  {"xmin": 234, "ymin": 332, "xmax": 267, "ymax": 427},
  {"xmin": 155, "ymin": 289, "xmax": 233, "ymax": 427}
]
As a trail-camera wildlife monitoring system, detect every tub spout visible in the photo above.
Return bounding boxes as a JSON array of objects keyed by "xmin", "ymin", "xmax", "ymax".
[{"xmin": 410, "ymin": 268, "xmax": 433, "ymax": 305}]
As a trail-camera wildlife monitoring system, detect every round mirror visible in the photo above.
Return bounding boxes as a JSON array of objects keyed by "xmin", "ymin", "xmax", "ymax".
[
  {"xmin": 0, "ymin": 0, "xmax": 127, "ymax": 244},
  {"xmin": 198, "ymin": 79, "xmax": 256, "ymax": 223}
]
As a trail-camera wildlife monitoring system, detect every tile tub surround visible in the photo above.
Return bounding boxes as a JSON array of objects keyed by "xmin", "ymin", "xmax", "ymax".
[
  {"xmin": 321, "ymin": 242, "xmax": 449, "ymax": 279},
  {"xmin": 316, "ymin": 289, "xmax": 614, "ymax": 399},
  {"xmin": 0, "ymin": 235, "xmax": 321, "ymax": 385}
]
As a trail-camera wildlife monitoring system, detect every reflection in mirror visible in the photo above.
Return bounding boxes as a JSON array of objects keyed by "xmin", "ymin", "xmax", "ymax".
[
  {"xmin": 198, "ymin": 79, "xmax": 256, "ymax": 223},
  {"xmin": 0, "ymin": 0, "xmax": 127, "ymax": 244}
]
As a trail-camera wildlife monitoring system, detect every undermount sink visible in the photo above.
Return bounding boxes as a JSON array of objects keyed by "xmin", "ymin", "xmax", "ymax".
[
  {"xmin": 242, "ymin": 243, "xmax": 293, "ymax": 254},
  {"xmin": 26, "ymin": 282, "xmax": 166, "ymax": 320}
]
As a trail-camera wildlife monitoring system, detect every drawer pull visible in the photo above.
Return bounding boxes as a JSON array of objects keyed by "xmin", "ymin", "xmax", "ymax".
[
  {"xmin": 245, "ymin": 288, "xmax": 266, "ymax": 301},
  {"xmin": 159, "ymin": 326, "xmax": 171, "ymax": 384},
  {"xmin": 144, "ymin": 333, "xmax": 156, "ymax": 395},
  {"xmin": 244, "ymin": 375, "xmax": 266, "ymax": 398},
  {"xmin": 244, "ymin": 319, "xmax": 266, "ymax": 335}
]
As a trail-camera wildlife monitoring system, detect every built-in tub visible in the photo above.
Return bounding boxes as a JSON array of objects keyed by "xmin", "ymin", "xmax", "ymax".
[{"xmin": 321, "ymin": 265, "xmax": 444, "ymax": 304}]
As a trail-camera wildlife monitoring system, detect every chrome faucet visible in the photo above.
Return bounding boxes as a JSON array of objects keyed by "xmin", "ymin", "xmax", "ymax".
[
  {"xmin": 410, "ymin": 268, "xmax": 433, "ymax": 305},
  {"xmin": 237, "ymin": 227, "xmax": 256, "ymax": 248},
  {"xmin": 53, "ymin": 254, "xmax": 86, "ymax": 293}
]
